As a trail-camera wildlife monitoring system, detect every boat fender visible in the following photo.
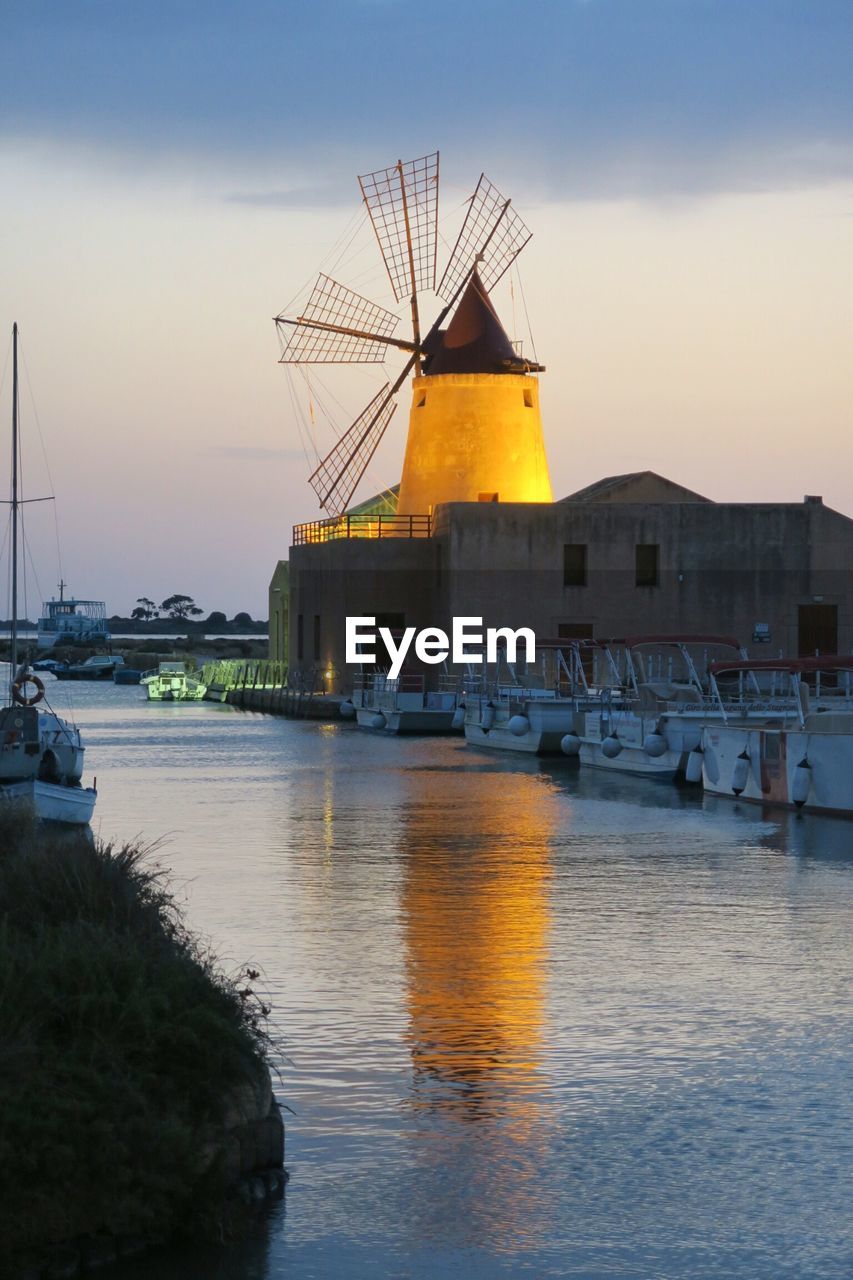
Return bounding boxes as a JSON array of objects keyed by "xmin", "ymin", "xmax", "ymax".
[
  {"xmin": 643, "ymin": 732, "xmax": 667, "ymax": 758},
  {"xmin": 731, "ymin": 749, "xmax": 750, "ymax": 796},
  {"xmin": 481, "ymin": 702, "xmax": 495, "ymax": 731},
  {"xmin": 601, "ymin": 735, "xmax": 623, "ymax": 758},
  {"xmin": 12, "ymin": 674, "xmax": 45, "ymax": 707},
  {"xmin": 339, "ymin": 700, "xmax": 356, "ymax": 719},
  {"xmin": 685, "ymin": 746, "xmax": 704, "ymax": 784},
  {"xmin": 560, "ymin": 733, "xmax": 581, "ymax": 757},
  {"xmin": 370, "ymin": 712, "xmax": 387, "ymax": 731},
  {"xmin": 508, "ymin": 714, "xmax": 530, "ymax": 737},
  {"xmin": 451, "ymin": 705, "xmax": 466, "ymax": 730},
  {"xmin": 792, "ymin": 758, "xmax": 812, "ymax": 808}
]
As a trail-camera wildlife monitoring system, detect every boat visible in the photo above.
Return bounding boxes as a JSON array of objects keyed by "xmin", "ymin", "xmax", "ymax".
[
  {"xmin": 568, "ymin": 635, "xmax": 753, "ymax": 779},
  {"xmin": 701, "ymin": 656, "xmax": 853, "ymax": 814},
  {"xmin": 142, "ymin": 661, "xmax": 207, "ymax": 701},
  {"xmin": 37, "ymin": 587, "xmax": 111, "ymax": 649},
  {"xmin": 348, "ymin": 671, "xmax": 462, "ymax": 734},
  {"xmin": 114, "ymin": 667, "xmax": 143, "ymax": 685},
  {"xmin": 0, "ymin": 325, "xmax": 97, "ymax": 825},
  {"xmin": 54, "ymin": 654, "xmax": 124, "ymax": 681},
  {"xmin": 463, "ymin": 640, "xmax": 593, "ymax": 754}
]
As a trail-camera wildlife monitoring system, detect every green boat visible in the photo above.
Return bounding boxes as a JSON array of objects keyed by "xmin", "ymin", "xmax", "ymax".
[{"xmin": 141, "ymin": 661, "xmax": 207, "ymax": 702}]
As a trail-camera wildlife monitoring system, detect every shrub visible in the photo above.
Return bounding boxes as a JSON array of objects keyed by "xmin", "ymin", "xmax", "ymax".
[{"xmin": 0, "ymin": 813, "xmax": 271, "ymax": 1267}]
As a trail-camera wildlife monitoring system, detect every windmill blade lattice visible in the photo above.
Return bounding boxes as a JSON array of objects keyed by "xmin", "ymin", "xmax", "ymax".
[
  {"xmin": 276, "ymin": 275, "xmax": 401, "ymax": 364},
  {"xmin": 436, "ymin": 174, "xmax": 532, "ymax": 303},
  {"xmin": 358, "ymin": 152, "xmax": 439, "ymax": 303},
  {"xmin": 308, "ymin": 384, "xmax": 398, "ymax": 515}
]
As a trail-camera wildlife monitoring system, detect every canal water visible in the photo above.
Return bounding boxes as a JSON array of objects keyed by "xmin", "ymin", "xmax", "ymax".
[{"xmin": 56, "ymin": 680, "xmax": 852, "ymax": 1278}]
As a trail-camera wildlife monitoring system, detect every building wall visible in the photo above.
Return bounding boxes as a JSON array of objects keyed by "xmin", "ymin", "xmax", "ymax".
[
  {"xmin": 288, "ymin": 537, "xmax": 436, "ymax": 691},
  {"xmin": 286, "ymin": 498, "xmax": 853, "ymax": 687},
  {"xmin": 268, "ymin": 560, "xmax": 289, "ymax": 662}
]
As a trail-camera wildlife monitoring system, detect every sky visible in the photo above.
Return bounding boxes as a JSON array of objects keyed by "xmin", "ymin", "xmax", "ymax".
[{"xmin": 1, "ymin": 0, "xmax": 851, "ymax": 617}]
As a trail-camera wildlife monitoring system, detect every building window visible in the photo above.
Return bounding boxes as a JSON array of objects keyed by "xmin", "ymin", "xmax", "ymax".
[
  {"xmin": 313, "ymin": 614, "xmax": 321, "ymax": 659},
  {"xmin": 563, "ymin": 544, "xmax": 587, "ymax": 587},
  {"xmin": 297, "ymin": 613, "xmax": 304, "ymax": 661},
  {"xmin": 478, "ymin": 492, "xmax": 499, "ymax": 502},
  {"xmin": 523, "ymin": 390, "xmax": 533, "ymax": 408},
  {"xmin": 635, "ymin": 544, "xmax": 659, "ymax": 587},
  {"xmin": 416, "ymin": 393, "xmax": 426, "ymax": 408}
]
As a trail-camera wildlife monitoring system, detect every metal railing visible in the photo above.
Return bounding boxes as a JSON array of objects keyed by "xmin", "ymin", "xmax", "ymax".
[{"xmin": 292, "ymin": 513, "xmax": 431, "ymax": 545}]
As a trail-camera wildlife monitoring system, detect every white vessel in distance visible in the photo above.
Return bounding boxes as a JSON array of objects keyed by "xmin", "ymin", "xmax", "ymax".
[
  {"xmin": 701, "ymin": 656, "xmax": 853, "ymax": 815},
  {"xmin": 37, "ymin": 585, "xmax": 110, "ymax": 649},
  {"xmin": 1, "ymin": 325, "xmax": 97, "ymax": 825}
]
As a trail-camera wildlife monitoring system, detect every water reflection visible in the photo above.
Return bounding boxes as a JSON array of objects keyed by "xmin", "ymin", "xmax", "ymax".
[{"xmin": 402, "ymin": 769, "xmax": 552, "ymax": 1114}]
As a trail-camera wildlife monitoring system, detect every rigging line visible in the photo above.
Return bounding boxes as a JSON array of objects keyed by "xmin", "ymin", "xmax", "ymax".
[
  {"xmin": 283, "ymin": 368, "xmax": 316, "ymax": 467},
  {"xmin": 18, "ymin": 342, "xmax": 63, "ymax": 586},
  {"xmin": 277, "ymin": 205, "xmax": 366, "ymax": 317},
  {"xmin": 285, "ymin": 366, "xmax": 320, "ymax": 466},
  {"xmin": 321, "ymin": 206, "xmax": 367, "ymax": 275},
  {"xmin": 515, "ymin": 267, "xmax": 539, "ymax": 366},
  {"xmin": 0, "ymin": 330, "xmax": 11, "ymax": 404}
]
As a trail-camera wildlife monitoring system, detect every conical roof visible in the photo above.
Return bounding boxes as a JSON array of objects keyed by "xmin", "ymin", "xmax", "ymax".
[{"xmin": 423, "ymin": 271, "xmax": 520, "ymax": 375}]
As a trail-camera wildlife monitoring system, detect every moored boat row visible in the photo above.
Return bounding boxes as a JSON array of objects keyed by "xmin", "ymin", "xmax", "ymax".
[{"xmin": 340, "ymin": 636, "xmax": 853, "ymax": 817}]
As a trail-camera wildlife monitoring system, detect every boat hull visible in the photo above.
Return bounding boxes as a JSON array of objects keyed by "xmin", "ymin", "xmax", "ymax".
[
  {"xmin": 1, "ymin": 779, "xmax": 97, "ymax": 825},
  {"xmin": 702, "ymin": 723, "xmax": 853, "ymax": 815},
  {"xmin": 463, "ymin": 697, "xmax": 576, "ymax": 755},
  {"xmin": 355, "ymin": 707, "xmax": 457, "ymax": 734}
]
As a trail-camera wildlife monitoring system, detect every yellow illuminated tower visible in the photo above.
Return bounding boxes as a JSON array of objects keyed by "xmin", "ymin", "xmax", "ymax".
[
  {"xmin": 396, "ymin": 270, "xmax": 552, "ymax": 513},
  {"xmin": 276, "ymin": 154, "xmax": 553, "ymax": 518}
]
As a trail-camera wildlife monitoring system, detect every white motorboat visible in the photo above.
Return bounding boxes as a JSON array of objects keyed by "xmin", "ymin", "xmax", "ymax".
[
  {"xmin": 701, "ymin": 656, "xmax": 853, "ymax": 815},
  {"xmin": 351, "ymin": 671, "xmax": 461, "ymax": 734},
  {"xmin": 142, "ymin": 661, "xmax": 207, "ymax": 702},
  {"xmin": 463, "ymin": 640, "xmax": 593, "ymax": 754},
  {"xmin": 571, "ymin": 635, "xmax": 750, "ymax": 780},
  {"xmin": 0, "ymin": 325, "xmax": 97, "ymax": 825}
]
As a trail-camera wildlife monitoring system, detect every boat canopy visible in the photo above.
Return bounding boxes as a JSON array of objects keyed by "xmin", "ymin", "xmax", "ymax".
[{"xmin": 709, "ymin": 655, "xmax": 853, "ymax": 675}]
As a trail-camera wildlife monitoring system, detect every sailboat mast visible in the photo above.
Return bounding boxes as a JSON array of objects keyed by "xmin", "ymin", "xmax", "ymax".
[{"xmin": 10, "ymin": 323, "xmax": 18, "ymax": 681}]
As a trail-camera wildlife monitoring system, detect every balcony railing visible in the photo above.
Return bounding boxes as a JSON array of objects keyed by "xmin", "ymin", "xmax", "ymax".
[{"xmin": 292, "ymin": 513, "xmax": 432, "ymax": 545}]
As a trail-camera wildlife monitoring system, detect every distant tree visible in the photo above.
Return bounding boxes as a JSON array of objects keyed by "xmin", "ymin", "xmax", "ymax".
[
  {"xmin": 130, "ymin": 607, "xmax": 149, "ymax": 621},
  {"xmin": 233, "ymin": 611, "xmax": 253, "ymax": 628},
  {"xmin": 160, "ymin": 594, "xmax": 203, "ymax": 620},
  {"xmin": 205, "ymin": 611, "xmax": 227, "ymax": 630},
  {"xmin": 135, "ymin": 597, "xmax": 159, "ymax": 620}
]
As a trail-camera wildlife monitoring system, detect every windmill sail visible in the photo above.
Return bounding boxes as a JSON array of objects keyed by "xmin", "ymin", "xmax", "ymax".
[
  {"xmin": 309, "ymin": 385, "xmax": 398, "ymax": 515},
  {"xmin": 358, "ymin": 152, "xmax": 439, "ymax": 303},
  {"xmin": 436, "ymin": 174, "xmax": 532, "ymax": 304},
  {"xmin": 276, "ymin": 274, "xmax": 401, "ymax": 363}
]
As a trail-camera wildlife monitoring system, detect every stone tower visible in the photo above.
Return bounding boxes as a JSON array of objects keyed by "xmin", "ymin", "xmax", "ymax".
[{"xmin": 396, "ymin": 272, "xmax": 552, "ymax": 515}]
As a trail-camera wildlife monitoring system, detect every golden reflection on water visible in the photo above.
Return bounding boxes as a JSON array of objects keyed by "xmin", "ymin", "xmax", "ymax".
[
  {"xmin": 399, "ymin": 766, "xmax": 557, "ymax": 1248},
  {"xmin": 401, "ymin": 767, "xmax": 555, "ymax": 1113}
]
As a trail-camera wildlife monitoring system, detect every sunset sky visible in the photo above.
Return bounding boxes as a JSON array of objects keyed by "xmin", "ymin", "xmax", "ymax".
[{"xmin": 2, "ymin": 0, "xmax": 851, "ymax": 617}]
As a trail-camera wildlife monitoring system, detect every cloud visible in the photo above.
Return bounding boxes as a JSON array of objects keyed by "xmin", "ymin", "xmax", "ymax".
[{"xmin": 226, "ymin": 185, "xmax": 350, "ymax": 210}]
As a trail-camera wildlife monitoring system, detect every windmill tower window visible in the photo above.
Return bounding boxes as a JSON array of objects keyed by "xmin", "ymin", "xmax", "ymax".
[
  {"xmin": 523, "ymin": 390, "xmax": 533, "ymax": 408},
  {"xmin": 416, "ymin": 393, "xmax": 427, "ymax": 408}
]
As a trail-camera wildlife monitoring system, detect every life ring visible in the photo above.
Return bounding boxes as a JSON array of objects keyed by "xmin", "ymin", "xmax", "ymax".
[{"xmin": 12, "ymin": 674, "xmax": 45, "ymax": 707}]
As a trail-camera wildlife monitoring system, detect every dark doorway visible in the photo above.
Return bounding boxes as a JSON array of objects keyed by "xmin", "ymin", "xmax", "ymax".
[{"xmin": 798, "ymin": 604, "xmax": 837, "ymax": 657}]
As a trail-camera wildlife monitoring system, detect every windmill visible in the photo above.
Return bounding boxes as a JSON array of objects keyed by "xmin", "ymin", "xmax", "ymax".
[{"xmin": 275, "ymin": 151, "xmax": 551, "ymax": 519}]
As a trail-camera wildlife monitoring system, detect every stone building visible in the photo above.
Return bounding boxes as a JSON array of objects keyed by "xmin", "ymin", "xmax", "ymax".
[{"xmin": 271, "ymin": 471, "xmax": 853, "ymax": 688}]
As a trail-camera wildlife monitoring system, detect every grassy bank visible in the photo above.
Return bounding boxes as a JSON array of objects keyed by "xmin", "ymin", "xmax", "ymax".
[{"xmin": 0, "ymin": 812, "xmax": 275, "ymax": 1270}]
